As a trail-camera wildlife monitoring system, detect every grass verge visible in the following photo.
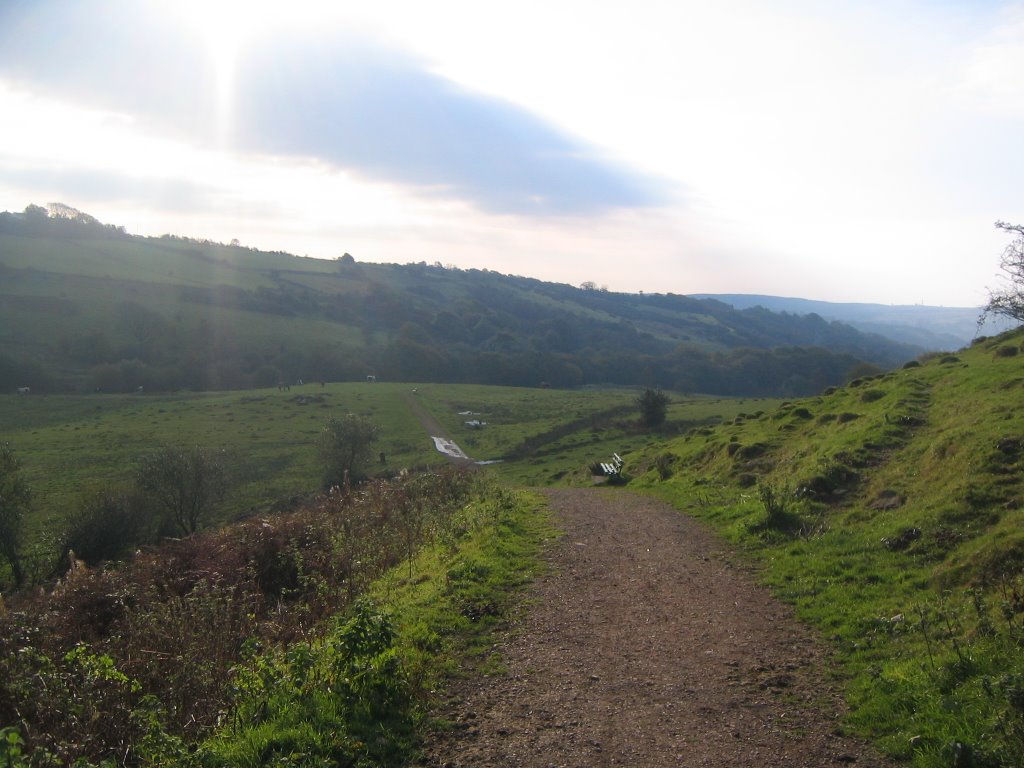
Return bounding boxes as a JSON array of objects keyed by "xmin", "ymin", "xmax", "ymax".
[
  {"xmin": 628, "ymin": 330, "xmax": 1024, "ymax": 767},
  {"xmin": 196, "ymin": 481, "xmax": 554, "ymax": 767}
]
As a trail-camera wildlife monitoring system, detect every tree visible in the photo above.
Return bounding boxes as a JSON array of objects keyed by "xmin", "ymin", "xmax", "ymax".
[
  {"xmin": 982, "ymin": 221, "xmax": 1024, "ymax": 324},
  {"xmin": 0, "ymin": 443, "xmax": 31, "ymax": 586},
  {"xmin": 636, "ymin": 388, "xmax": 670, "ymax": 428},
  {"xmin": 318, "ymin": 414, "xmax": 380, "ymax": 487},
  {"xmin": 135, "ymin": 446, "xmax": 227, "ymax": 536}
]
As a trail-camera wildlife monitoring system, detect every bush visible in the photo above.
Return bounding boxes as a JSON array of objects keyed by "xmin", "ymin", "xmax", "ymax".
[
  {"xmin": 318, "ymin": 413, "xmax": 380, "ymax": 487},
  {"xmin": 0, "ymin": 469, "xmax": 477, "ymax": 764},
  {"xmin": 751, "ymin": 483, "xmax": 803, "ymax": 535},
  {"xmin": 206, "ymin": 599, "xmax": 414, "ymax": 767},
  {"xmin": 636, "ymin": 388, "xmax": 670, "ymax": 428},
  {"xmin": 62, "ymin": 488, "xmax": 157, "ymax": 566},
  {"xmin": 135, "ymin": 445, "xmax": 227, "ymax": 536}
]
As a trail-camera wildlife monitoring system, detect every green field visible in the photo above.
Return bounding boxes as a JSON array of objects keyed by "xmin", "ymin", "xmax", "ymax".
[{"xmin": 2, "ymin": 383, "xmax": 766, "ymax": 553}]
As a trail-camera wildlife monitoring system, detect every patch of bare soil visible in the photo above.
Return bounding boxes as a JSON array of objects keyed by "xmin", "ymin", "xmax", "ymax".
[{"xmin": 419, "ymin": 488, "xmax": 892, "ymax": 767}]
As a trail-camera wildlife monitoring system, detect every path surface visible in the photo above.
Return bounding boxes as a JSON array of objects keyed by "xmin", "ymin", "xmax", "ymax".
[{"xmin": 420, "ymin": 489, "xmax": 892, "ymax": 767}]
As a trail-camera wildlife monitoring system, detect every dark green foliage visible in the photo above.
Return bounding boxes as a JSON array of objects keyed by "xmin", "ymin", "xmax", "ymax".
[
  {"xmin": 62, "ymin": 488, "xmax": 157, "ymax": 566},
  {"xmin": 318, "ymin": 414, "xmax": 380, "ymax": 487},
  {"xmin": 636, "ymin": 388, "xmax": 670, "ymax": 427},
  {"xmin": 0, "ymin": 444, "xmax": 30, "ymax": 587},
  {"xmin": 210, "ymin": 599, "xmax": 414, "ymax": 767},
  {"xmin": 135, "ymin": 445, "xmax": 227, "ymax": 535},
  {"xmin": 0, "ymin": 213, "xmax": 920, "ymax": 396}
]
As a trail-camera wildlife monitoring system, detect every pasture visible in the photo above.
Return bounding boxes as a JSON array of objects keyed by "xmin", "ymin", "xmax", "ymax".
[{"xmin": 0, "ymin": 382, "xmax": 771, "ymax": 554}]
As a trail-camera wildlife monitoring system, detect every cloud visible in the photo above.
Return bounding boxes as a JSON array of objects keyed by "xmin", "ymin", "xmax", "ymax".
[
  {"xmin": 0, "ymin": 160, "xmax": 234, "ymax": 215},
  {"xmin": 0, "ymin": 1, "xmax": 213, "ymax": 133},
  {"xmin": 0, "ymin": 1, "xmax": 665, "ymax": 216}
]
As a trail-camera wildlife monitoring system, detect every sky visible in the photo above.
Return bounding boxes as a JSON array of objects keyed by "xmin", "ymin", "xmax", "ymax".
[{"xmin": 0, "ymin": 0, "xmax": 1022, "ymax": 307}]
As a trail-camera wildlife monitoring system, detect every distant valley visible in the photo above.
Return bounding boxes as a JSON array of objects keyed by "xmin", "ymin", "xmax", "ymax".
[{"xmin": 690, "ymin": 293, "xmax": 1014, "ymax": 350}]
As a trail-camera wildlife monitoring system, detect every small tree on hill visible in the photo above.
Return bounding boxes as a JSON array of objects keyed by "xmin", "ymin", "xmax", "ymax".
[
  {"xmin": 135, "ymin": 445, "xmax": 227, "ymax": 536},
  {"xmin": 0, "ymin": 443, "xmax": 31, "ymax": 586},
  {"xmin": 982, "ymin": 221, "xmax": 1024, "ymax": 324},
  {"xmin": 318, "ymin": 414, "xmax": 380, "ymax": 487},
  {"xmin": 637, "ymin": 388, "xmax": 670, "ymax": 428}
]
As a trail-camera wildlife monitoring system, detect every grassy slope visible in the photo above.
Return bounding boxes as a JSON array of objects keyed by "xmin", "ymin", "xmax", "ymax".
[
  {"xmin": 628, "ymin": 330, "xmax": 1024, "ymax": 765},
  {"xmin": 1, "ymin": 229, "xmax": 918, "ymax": 394},
  {"xmin": 0, "ymin": 384, "xmax": 653, "ymax": 548}
]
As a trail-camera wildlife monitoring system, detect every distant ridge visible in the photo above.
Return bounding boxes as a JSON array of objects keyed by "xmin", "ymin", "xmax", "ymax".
[
  {"xmin": 0, "ymin": 207, "xmax": 923, "ymax": 396},
  {"xmin": 688, "ymin": 293, "xmax": 1015, "ymax": 350}
]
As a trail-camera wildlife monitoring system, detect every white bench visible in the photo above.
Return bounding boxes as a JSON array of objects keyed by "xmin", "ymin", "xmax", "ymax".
[{"xmin": 600, "ymin": 453, "xmax": 624, "ymax": 476}]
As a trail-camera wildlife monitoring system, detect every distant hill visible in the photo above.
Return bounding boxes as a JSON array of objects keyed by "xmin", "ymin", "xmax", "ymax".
[
  {"xmin": 689, "ymin": 293, "xmax": 1019, "ymax": 350},
  {"xmin": 0, "ymin": 207, "xmax": 921, "ymax": 397}
]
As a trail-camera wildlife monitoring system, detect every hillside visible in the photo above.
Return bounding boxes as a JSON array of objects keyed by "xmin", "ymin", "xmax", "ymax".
[
  {"xmin": 629, "ymin": 328, "xmax": 1024, "ymax": 764},
  {"xmin": 690, "ymin": 293, "xmax": 1016, "ymax": 350},
  {"xmin": 0, "ymin": 207, "xmax": 919, "ymax": 397}
]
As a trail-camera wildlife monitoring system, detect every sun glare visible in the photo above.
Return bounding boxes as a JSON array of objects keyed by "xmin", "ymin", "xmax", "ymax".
[{"xmin": 161, "ymin": 0, "xmax": 270, "ymax": 147}]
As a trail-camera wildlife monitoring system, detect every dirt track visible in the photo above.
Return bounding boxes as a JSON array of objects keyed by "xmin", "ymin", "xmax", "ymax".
[{"xmin": 420, "ymin": 488, "xmax": 892, "ymax": 767}]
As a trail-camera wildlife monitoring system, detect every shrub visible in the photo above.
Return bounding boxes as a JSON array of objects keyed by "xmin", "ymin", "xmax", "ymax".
[
  {"xmin": 135, "ymin": 445, "xmax": 227, "ymax": 536},
  {"xmin": 318, "ymin": 413, "xmax": 380, "ymax": 486},
  {"xmin": 636, "ymin": 388, "xmax": 670, "ymax": 428},
  {"xmin": 0, "ymin": 468, "xmax": 477, "ymax": 764},
  {"xmin": 62, "ymin": 488, "xmax": 157, "ymax": 566},
  {"xmin": 751, "ymin": 483, "xmax": 804, "ymax": 535}
]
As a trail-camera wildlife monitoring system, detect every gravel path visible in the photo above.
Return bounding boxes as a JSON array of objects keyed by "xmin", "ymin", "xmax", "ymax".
[{"xmin": 420, "ymin": 488, "xmax": 892, "ymax": 767}]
